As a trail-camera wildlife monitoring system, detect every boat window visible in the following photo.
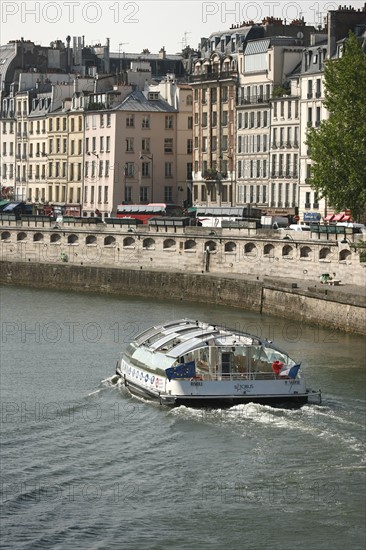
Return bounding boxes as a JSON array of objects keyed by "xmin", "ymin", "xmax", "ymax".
[{"xmin": 261, "ymin": 347, "xmax": 294, "ymax": 366}]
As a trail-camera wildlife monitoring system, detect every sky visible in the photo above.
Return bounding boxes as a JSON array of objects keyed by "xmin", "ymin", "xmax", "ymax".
[{"xmin": 0, "ymin": 1, "xmax": 364, "ymax": 54}]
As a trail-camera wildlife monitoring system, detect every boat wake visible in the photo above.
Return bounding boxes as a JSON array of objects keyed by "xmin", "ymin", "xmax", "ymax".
[
  {"xmin": 100, "ymin": 374, "xmax": 121, "ymax": 386},
  {"xmin": 170, "ymin": 400, "xmax": 365, "ymax": 457}
]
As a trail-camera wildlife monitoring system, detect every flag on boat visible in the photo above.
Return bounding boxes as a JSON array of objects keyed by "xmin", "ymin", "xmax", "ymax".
[
  {"xmin": 279, "ymin": 364, "xmax": 301, "ymax": 379},
  {"xmin": 165, "ymin": 361, "xmax": 196, "ymax": 381}
]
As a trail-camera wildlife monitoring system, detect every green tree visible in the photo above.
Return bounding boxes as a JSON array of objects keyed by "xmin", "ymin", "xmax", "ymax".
[{"xmin": 306, "ymin": 32, "xmax": 366, "ymax": 221}]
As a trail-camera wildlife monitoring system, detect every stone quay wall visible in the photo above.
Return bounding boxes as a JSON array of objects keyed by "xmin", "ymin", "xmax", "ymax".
[
  {"xmin": 0, "ymin": 219, "xmax": 365, "ymax": 334},
  {"xmin": 0, "ymin": 262, "xmax": 365, "ymax": 335},
  {"xmin": 0, "ymin": 218, "xmax": 365, "ymax": 286}
]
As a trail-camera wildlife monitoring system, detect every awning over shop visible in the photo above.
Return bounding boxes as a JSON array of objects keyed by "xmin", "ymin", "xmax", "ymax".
[
  {"xmin": 332, "ymin": 212, "xmax": 353, "ymax": 222},
  {"xmin": 324, "ymin": 214, "xmax": 334, "ymax": 221},
  {"xmin": 3, "ymin": 201, "xmax": 24, "ymax": 212}
]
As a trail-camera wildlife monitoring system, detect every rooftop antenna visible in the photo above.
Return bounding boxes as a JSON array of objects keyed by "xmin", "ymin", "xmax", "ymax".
[
  {"xmin": 118, "ymin": 42, "xmax": 129, "ymax": 77},
  {"xmin": 180, "ymin": 31, "xmax": 191, "ymax": 50}
]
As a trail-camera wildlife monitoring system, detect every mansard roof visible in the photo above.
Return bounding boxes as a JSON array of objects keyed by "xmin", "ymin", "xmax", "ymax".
[{"xmin": 115, "ymin": 90, "xmax": 177, "ymax": 112}]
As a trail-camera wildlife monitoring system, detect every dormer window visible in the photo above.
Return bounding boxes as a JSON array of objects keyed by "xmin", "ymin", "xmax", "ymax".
[{"xmin": 148, "ymin": 92, "xmax": 159, "ymax": 100}]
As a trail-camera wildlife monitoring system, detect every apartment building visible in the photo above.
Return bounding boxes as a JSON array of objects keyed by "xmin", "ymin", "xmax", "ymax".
[
  {"xmin": 186, "ymin": 6, "xmax": 365, "ymax": 217},
  {"xmin": 154, "ymin": 77, "xmax": 194, "ymax": 206},
  {"xmin": 67, "ymin": 104, "xmax": 84, "ymax": 205},
  {"xmin": 236, "ymin": 37, "xmax": 303, "ymax": 211},
  {"xmin": 46, "ymin": 105, "xmax": 69, "ymax": 204},
  {"xmin": 190, "ymin": 53, "xmax": 238, "ymax": 206},
  {"xmin": 1, "ymin": 6, "xmax": 364, "ymax": 218},
  {"xmin": 28, "ymin": 92, "xmax": 51, "ymax": 202},
  {"xmin": 1, "ymin": 94, "xmax": 16, "ymax": 194},
  {"xmin": 14, "ymin": 90, "xmax": 34, "ymax": 200},
  {"xmin": 298, "ymin": 40, "xmax": 329, "ymax": 222},
  {"xmin": 188, "ymin": 19, "xmax": 316, "ymax": 208},
  {"xmin": 176, "ymin": 84, "xmax": 194, "ymax": 206},
  {"xmin": 83, "ymin": 100, "xmax": 117, "ymax": 216},
  {"xmin": 83, "ymin": 87, "xmax": 180, "ymax": 216}
]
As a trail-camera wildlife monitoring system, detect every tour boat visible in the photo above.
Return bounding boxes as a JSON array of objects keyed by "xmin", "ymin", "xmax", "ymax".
[{"xmin": 115, "ymin": 319, "xmax": 321, "ymax": 407}]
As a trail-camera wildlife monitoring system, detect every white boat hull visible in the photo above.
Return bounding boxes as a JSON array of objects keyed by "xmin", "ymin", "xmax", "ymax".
[{"xmin": 116, "ymin": 360, "xmax": 318, "ymax": 408}]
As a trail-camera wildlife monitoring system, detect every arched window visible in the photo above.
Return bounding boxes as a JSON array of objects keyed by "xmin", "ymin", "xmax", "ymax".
[
  {"xmin": 282, "ymin": 244, "xmax": 294, "ymax": 258},
  {"xmin": 319, "ymin": 247, "xmax": 331, "ymax": 260},
  {"xmin": 123, "ymin": 237, "xmax": 135, "ymax": 247},
  {"xmin": 68, "ymin": 234, "xmax": 78, "ymax": 244},
  {"xmin": 50, "ymin": 233, "xmax": 61, "ymax": 243},
  {"xmin": 163, "ymin": 238, "xmax": 176, "ymax": 250},
  {"xmin": 339, "ymin": 249, "xmax": 351, "ymax": 261},
  {"xmin": 184, "ymin": 239, "xmax": 196, "ymax": 251},
  {"xmin": 86, "ymin": 235, "xmax": 97, "ymax": 245},
  {"xmin": 225, "ymin": 241, "xmax": 236, "ymax": 253},
  {"xmin": 205, "ymin": 240, "xmax": 217, "ymax": 252},
  {"xmin": 1, "ymin": 231, "xmax": 11, "ymax": 241},
  {"xmin": 143, "ymin": 238, "xmax": 155, "ymax": 250},
  {"xmin": 300, "ymin": 246, "xmax": 312, "ymax": 259},
  {"xmin": 104, "ymin": 236, "xmax": 116, "ymax": 247},
  {"xmin": 33, "ymin": 232, "xmax": 44, "ymax": 242},
  {"xmin": 263, "ymin": 244, "xmax": 275, "ymax": 257},
  {"xmin": 17, "ymin": 232, "xmax": 27, "ymax": 241},
  {"xmin": 244, "ymin": 242, "xmax": 257, "ymax": 256}
]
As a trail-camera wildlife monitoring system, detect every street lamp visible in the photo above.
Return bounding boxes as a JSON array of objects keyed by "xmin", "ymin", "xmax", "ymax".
[{"xmin": 140, "ymin": 153, "xmax": 154, "ymax": 202}]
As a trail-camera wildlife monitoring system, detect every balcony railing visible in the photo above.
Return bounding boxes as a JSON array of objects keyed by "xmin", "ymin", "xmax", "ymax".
[
  {"xmin": 189, "ymin": 70, "xmax": 238, "ymax": 83},
  {"xmin": 237, "ymin": 94, "xmax": 270, "ymax": 105}
]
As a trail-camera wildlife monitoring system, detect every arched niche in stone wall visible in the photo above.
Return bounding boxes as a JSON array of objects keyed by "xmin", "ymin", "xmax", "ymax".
[
  {"xmin": 163, "ymin": 238, "xmax": 176, "ymax": 250},
  {"xmin": 263, "ymin": 243, "xmax": 275, "ymax": 257},
  {"xmin": 184, "ymin": 239, "xmax": 196, "ymax": 251},
  {"xmin": 339, "ymin": 249, "xmax": 351, "ymax": 262},
  {"xmin": 300, "ymin": 246, "xmax": 312, "ymax": 259},
  {"xmin": 319, "ymin": 247, "xmax": 331, "ymax": 260},
  {"xmin": 68, "ymin": 234, "xmax": 78, "ymax": 245},
  {"xmin": 204, "ymin": 240, "xmax": 217, "ymax": 252},
  {"xmin": 50, "ymin": 233, "xmax": 61, "ymax": 243},
  {"xmin": 33, "ymin": 232, "xmax": 44, "ymax": 242},
  {"xmin": 86, "ymin": 235, "xmax": 97, "ymax": 245},
  {"xmin": 143, "ymin": 238, "xmax": 155, "ymax": 250},
  {"xmin": 104, "ymin": 236, "xmax": 116, "ymax": 247},
  {"xmin": 224, "ymin": 241, "xmax": 236, "ymax": 253},
  {"xmin": 282, "ymin": 244, "xmax": 294, "ymax": 258}
]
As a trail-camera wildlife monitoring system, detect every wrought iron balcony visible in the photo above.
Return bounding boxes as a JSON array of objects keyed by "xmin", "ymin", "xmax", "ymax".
[
  {"xmin": 189, "ymin": 70, "xmax": 238, "ymax": 83},
  {"xmin": 237, "ymin": 94, "xmax": 270, "ymax": 106}
]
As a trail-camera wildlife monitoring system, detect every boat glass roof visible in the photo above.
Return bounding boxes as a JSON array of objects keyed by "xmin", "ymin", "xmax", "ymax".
[{"xmin": 133, "ymin": 319, "xmax": 265, "ymax": 359}]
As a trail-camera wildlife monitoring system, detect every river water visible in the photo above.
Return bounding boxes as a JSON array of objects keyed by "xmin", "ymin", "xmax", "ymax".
[{"xmin": 0, "ymin": 285, "xmax": 365, "ymax": 550}]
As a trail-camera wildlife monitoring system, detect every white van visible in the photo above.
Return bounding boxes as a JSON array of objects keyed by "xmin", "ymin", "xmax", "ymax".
[
  {"xmin": 336, "ymin": 222, "xmax": 366, "ymax": 234},
  {"xmin": 288, "ymin": 224, "xmax": 311, "ymax": 232}
]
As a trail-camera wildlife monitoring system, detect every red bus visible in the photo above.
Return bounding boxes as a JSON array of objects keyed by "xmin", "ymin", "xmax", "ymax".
[{"xmin": 116, "ymin": 203, "xmax": 183, "ymax": 224}]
